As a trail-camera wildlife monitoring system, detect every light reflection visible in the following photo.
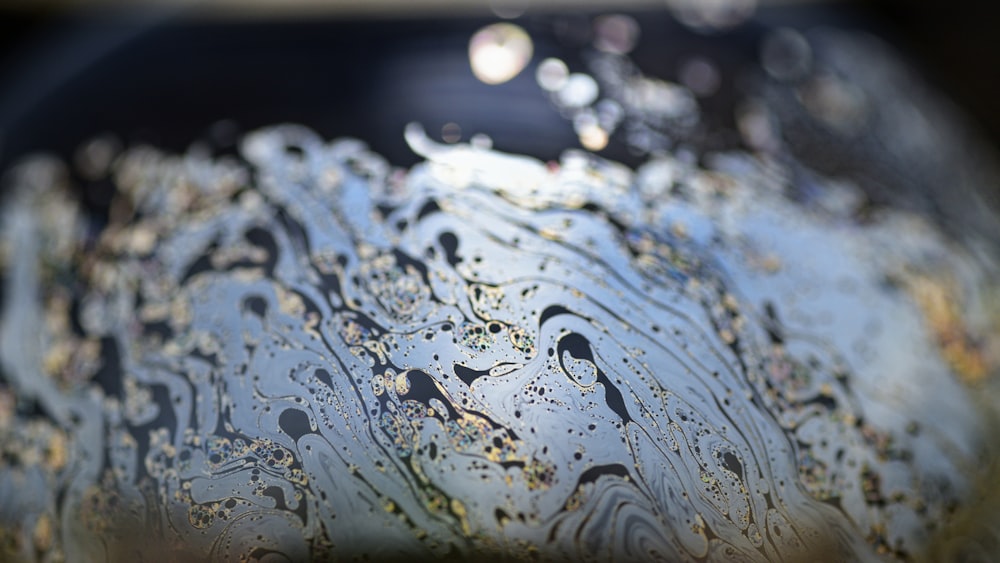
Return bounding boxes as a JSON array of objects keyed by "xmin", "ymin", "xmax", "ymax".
[
  {"xmin": 469, "ymin": 133, "xmax": 493, "ymax": 150},
  {"xmin": 489, "ymin": 0, "xmax": 529, "ymax": 19},
  {"xmin": 441, "ymin": 122, "xmax": 462, "ymax": 143},
  {"xmin": 578, "ymin": 124, "xmax": 609, "ymax": 151},
  {"xmin": 667, "ymin": 0, "xmax": 757, "ymax": 32},
  {"xmin": 761, "ymin": 28, "xmax": 812, "ymax": 82},
  {"xmin": 736, "ymin": 101, "xmax": 779, "ymax": 152},
  {"xmin": 556, "ymin": 73, "xmax": 599, "ymax": 108},
  {"xmin": 678, "ymin": 57, "xmax": 721, "ymax": 97},
  {"xmin": 624, "ymin": 77, "xmax": 697, "ymax": 122},
  {"xmin": 798, "ymin": 74, "xmax": 867, "ymax": 135},
  {"xmin": 469, "ymin": 23, "xmax": 534, "ymax": 85},
  {"xmin": 535, "ymin": 58, "xmax": 569, "ymax": 92},
  {"xmin": 73, "ymin": 134, "xmax": 120, "ymax": 181},
  {"xmin": 593, "ymin": 14, "xmax": 640, "ymax": 55},
  {"xmin": 573, "ymin": 110, "xmax": 609, "ymax": 151},
  {"xmin": 594, "ymin": 99, "xmax": 624, "ymax": 131}
]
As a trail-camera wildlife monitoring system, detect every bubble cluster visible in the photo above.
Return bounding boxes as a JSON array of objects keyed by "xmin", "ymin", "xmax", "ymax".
[{"xmin": 540, "ymin": 16, "xmax": 702, "ymax": 154}]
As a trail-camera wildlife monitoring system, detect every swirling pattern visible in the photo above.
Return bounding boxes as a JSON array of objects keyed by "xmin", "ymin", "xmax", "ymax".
[{"xmin": 0, "ymin": 125, "xmax": 996, "ymax": 562}]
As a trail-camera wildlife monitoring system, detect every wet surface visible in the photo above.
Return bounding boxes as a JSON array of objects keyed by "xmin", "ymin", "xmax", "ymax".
[
  {"xmin": 1, "ymin": 121, "xmax": 997, "ymax": 560},
  {"xmin": 2, "ymin": 7, "xmax": 1000, "ymax": 561}
]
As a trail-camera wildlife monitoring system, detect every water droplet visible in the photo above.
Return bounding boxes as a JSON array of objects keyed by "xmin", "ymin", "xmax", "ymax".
[
  {"xmin": 678, "ymin": 57, "xmax": 721, "ymax": 97},
  {"xmin": 557, "ymin": 73, "xmax": 599, "ymax": 108},
  {"xmin": 798, "ymin": 75, "xmax": 867, "ymax": 135},
  {"xmin": 470, "ymin": 133, "xmax": 493, "ymax": 150},
  {"xmin": 578, "ymin": 124, "xmax": 609, "ymax": 152},
  {"xmin": 593, "ymin": 14, "xmax": 640, "ymax": 55},
  {"xmin": 572, "ymin": 110, "xmax": 609, "ymax": 151},
  {"xmin": 489, "ymin": 0, "xmax": 529, "ymax": 19},
  {"xmin": 761, "ymin": 28, "xmax": 812, "ymax": 82},
  {"xmin": 667, "ymin": 0, "xmax": 757, "ymax": 31},
  {"xmin": 441, "ymin": 122, "xmax": 462, "ymax": 143},
  {"xmin": 73, "ymin": 134, "xmax": 120, "ymax": 181},
  {"xmin": 536, "ymin": 58, "xmax": 569, "ymax": 92},
  {"xmin": 736, "ymin": 101, "xmax": 778, "ymax": 151},
  {"xmin": 624, "ymin": 77, "xmax": 696, "ymax": 121},
  {"xmin": 594, "ymin": 99, "xmax": 624, "ymax": 131},
  {"xmin": 469, "ymin": 23, "xmax": 534, "ymax": 85}
]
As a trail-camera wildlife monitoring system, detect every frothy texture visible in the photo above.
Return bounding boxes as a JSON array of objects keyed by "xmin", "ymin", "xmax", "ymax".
[{"xmin": 0, "ymin": 125, "xmax": 996, "ymax": 561}]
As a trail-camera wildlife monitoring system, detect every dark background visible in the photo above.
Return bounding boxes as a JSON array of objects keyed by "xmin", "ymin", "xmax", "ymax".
[{"xmin": 0, "ymin": 0, "xmax": 997, "ymax": 174}]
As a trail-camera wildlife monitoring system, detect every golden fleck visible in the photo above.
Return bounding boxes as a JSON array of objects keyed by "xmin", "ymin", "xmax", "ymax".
[
  {"xmin": 905, "ymin": 273, "xmax": 990, "ymax": 384},
  {"xmin": 691, "ymin": 512, "xmax": 706, "ymax": 536},
  {"xmin": 169, "ymin": 295, "xmax": 193, "ymax": 329},
  {"xmin": 44, "ymin": 291, "xmax": 72, "ymax": 334},
  {"xmin": 671, "ymin": 222, "xmax": 689, "ymax": 239},
  {"xmin": 33, "ymin": 514, "xmax": 53, "ymax": 553},
  {"xmin": 578, "ymin": 124, "xmax": 609, "ymax": 152},
  {"xmin": 0, "ymin": 389, "xmax": 14, "ymax": 430},
  {"xmin": 127, "ymin": 224, "xmax": 157, "ymax": 254},
  {"xmin": 450, "ymin": 498, "xmax": 471, "ymax": 535},
  {"xmin": 719, "ymin": 328, "xmax": 735, "ymax": 345},
  {"xmin": 539, "ymin": 227, "xmax": 561, "ymax": 241},
  {"xmin": 42, "ymin": 341, "xmax": 73, "ymax": 378},
  {"xmin": 46, "ymin": 431, "xmax": 68, "ymax": 471},
  {"xmin": 138, "ymin": 301, "xmax": 170, "ymax": 323},
  {"xmin": 275, "ymin": 285, "xmax": 305, "ymax": 317},
  {"xmin": 761, "ymin": 254, "xmax": 782, "ymax": 273}
]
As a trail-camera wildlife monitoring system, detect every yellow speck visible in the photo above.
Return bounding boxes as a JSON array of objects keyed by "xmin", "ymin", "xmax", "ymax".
[
  {"xmin": 33, "ymin": 514, "xmax": 53, "ymax": 553},
  {"xmin": 762, "ymin": 254, "xmax": 782, "ymax": 273},
  {"xmin": 169, "ymin": 296, "xmax": 193, "ymax": 328},
  {"xmin": 275, "ymin": 285, "xmax": 306, "ymax": 317},
  {"xmin": 395, "ymin": 371, "xmax": 411, "ymax": 396},
  {"xmin": 138, "ymin": 301, "xmax": 170, "ymax": 322},
  {"xmin": 578, "ymin": 124, "xmax": 609, "ymax": 151},
  {"xmin": 671, "ymin": 222, "xmax": 688, "ymax": 239},
  {"xmin": 42, "ymin": 341, "xmax": 72, "ymax": 377},
  {"xmin": 539, "ymin": 227, "xmax": 561, "ymax": 241},
  {"xmin": 46, "ymin": 432, "xmax": 68, "ymax": 471},
  {"xmin": 906, "ymin": 273, "xmax": 990, "ymax": 384},
  {"xmin": 128, "ymin": 225, "xmax": 157, "ymax": 254},
  {"xmin": 719, "ymin": 328, "xmax": 735, "ymax": 345},
  {"xmin": 692, "ymin": 513, "xmax": 706, "ymax": 535},
  {"xmin": 450, "ymin": 499, "xmax": 471, "ymax": 535}
]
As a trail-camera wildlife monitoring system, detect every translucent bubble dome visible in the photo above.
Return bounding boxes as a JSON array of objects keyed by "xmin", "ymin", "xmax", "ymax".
[{"xmin": 1, "ymin": 121, "xmax": 998, "ymax": 562}]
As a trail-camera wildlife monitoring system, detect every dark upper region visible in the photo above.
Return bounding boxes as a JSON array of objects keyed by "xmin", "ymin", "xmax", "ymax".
[
  {"xmin": 0, "ymin": 12, "xmax": 582, "ymax": 178},
  {"xmin": 1, "ymin": 4, "xmax": 997, "ymax": 247}
]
